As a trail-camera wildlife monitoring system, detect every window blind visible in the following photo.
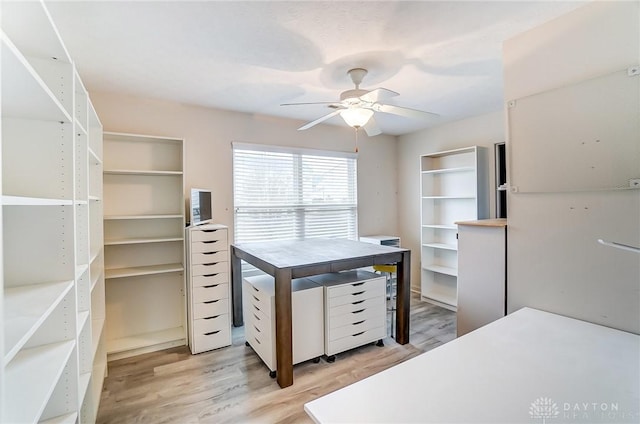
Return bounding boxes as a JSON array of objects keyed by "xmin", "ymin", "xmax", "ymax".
[{"xmin": 232, "ymin": 143, "xmax": 358, "ymax": 244}]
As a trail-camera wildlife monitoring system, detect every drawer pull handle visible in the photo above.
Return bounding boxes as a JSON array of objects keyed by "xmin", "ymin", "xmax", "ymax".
[
  {"xmin": 352, "ymin": 282, "xmax": 365, "ymax": 287},
  {"xmin": 254, "ymin": 337, "xmax": 261, "ymax": 345},
  {"xmin": 204, "ymin": 299, "xmax": 220, "ymax": 304},
  {"xmin": 253, "ymin": 295, "xmax": 260, "ymax": 302},
  {"xmin": 202, "ymin": 251, "xmax": 217, "ymax": 255},
  {"xmin": 203, "ymin": 284, "xmax": 219, "ymax": 288},
  {"xmin": 352, "ymin": 320, "xmax": 365, "ymax": 326},
  {"xmin": 352, "ymin": 331, "xmax": 365, "ymax": 337},
  {"xmin": 253, "ymin": 313, "xmax": 260, "ymax": 321},
  {"xmin": 204, "ymin": 330, "xmax": 220, "ymax": 336},
  {"xmin": 254, "ymin": 325, "xmax": 261, "ymax": 333},
  {"xmin": 252, "ymin": 286, "xmax": 259, "ymax": 292},
  {"xmin": 352, "ymin": 309, "xmax": 365, "ymax": 314},
  {"xmin": 352, "ymin": 300, "xmax": 365, "ymax": 305},
  {"xmin": 202, "ymin": 229, "xmax": 217, "ymax": 233},
  {"xmin": 203, "ymin": 240, "xmax": 218, "ymax": 244},
  {"xmin": 352, "ymin": 291, "xmax": 365, "ymax": 296},
  {"xmin": 203, "ymin": 273, "xmax": 219, "ymax": 277},
  {"xmin": 253, "ymin": 305, "xmax": 260, "ymax": 312},
  {"xmin": 203, "ymin": 262, "xmax": 218, "ymax": 266},
  {"xmin": 204, "ymin": 315, "xmax": 220, "ymax": 320}
]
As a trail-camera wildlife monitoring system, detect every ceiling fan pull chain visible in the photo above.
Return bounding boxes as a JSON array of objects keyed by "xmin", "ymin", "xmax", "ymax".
[{"xmin": 354, "ymin": 127, "xmax": 359, "ymax": 153}]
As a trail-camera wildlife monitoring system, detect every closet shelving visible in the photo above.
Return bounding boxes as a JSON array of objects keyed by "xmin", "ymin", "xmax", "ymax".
[
  {"xmin": 420, "ymin": 146, "xmax": 488, "ymax": 311},
  {"xmin": 103, "ymin": 132, "xmax": 186, "ymax": 360},
  {"xmin": 1, "ymin": 1, "xmax": 105, "ymax": 422},
  {"xmin": 85, "ymin": 101, "xmax": 106, "ymax": 423}
]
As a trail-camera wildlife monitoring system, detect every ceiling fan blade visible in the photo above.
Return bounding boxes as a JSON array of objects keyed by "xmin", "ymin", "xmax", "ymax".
[
  {"xmin": 298, "ymin": 109, "xmax": 343, "ymax": 130},
  {"xmin": 359, "ymin": 88, "xmax": 399, "ymax": 103},
  {"xmin": 281, "ymin": 101, "xmax": 338, "ymax": 106},
  {"xmin": 363, "ymin": 117, "xmax": 382, "ymax": 137},
  {"xmin": 376, "ymin": 103, "xmax": 439, "ymax": 120}
]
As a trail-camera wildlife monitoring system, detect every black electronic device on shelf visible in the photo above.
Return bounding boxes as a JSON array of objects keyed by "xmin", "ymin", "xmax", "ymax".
[{"xmin": 190, "ymin": 188, "xmax": 213, "ymax": 226}]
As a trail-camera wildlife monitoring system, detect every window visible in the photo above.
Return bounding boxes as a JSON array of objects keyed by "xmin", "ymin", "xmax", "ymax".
[{"xmin": 232, "ymin": 143, "xmax": 358, "ymax": 244}]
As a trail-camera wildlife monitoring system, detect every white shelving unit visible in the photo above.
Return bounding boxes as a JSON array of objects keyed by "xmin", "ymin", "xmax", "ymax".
[
  {"xmin": 420, "ymin": 146, "xmax": 488, "ymax": 311},
  {"xmin": 1, "ymin": 1, "xmax": 106, "ymax": 422},
  {"xmin": 85, "ymin": 101, "xmax": 106, "ymax": 424},
  {"xmin": 103, "ymin": 132, "xmax": 186, "ymax": 360}
]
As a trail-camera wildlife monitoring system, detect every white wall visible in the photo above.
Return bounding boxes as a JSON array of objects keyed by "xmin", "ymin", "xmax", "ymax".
[
  {"xmin": 397, "ymin": 110, "xmax": 505, "ymax": 291},
  {"xmin": 504, "ymin": 1, "xmax": 640, "ymax": 333},
  {"xmin": 91, "ymin": 91, "xmax": 399, "ymax": 241}
]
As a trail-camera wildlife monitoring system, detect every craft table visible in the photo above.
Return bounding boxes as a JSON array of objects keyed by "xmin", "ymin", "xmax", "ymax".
[
  {"xmin": 230, "ymin": 238, "xmax": 411, "ymax": 388},
  {"xmin": 305, "ymin": 307, "xmax": 640, "ymax": 423}
]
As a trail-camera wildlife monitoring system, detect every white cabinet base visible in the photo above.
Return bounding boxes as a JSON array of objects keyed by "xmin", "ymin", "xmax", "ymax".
[
  {"xmin": 456, "ymin": 219, "xmax": 507, "ymax": 336},
  {"xmin": 243, "ymin": 275, "xmax": 324, "ymax": 372}
]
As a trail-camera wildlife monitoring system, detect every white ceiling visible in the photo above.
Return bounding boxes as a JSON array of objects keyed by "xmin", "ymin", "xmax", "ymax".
[{"xmin": 46, "ymin": 0, "xmax": 585, "ymax": 135}]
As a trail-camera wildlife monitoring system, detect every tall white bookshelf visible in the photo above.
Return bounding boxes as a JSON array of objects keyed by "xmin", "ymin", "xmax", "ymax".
[
  {"xmin": 103, "ymin": 132, "xmax": 186, "ymax": 360},
  {"xmin": 1, "ymin": 1, "xmax": 106, "ymax": 422},
  {"xmin": 86, "ymin": 102, "xmax": 107, "ymax": 423},
  {"xmin": 420, "ymin": 146, "xmax": 488, "ymax": 311}
]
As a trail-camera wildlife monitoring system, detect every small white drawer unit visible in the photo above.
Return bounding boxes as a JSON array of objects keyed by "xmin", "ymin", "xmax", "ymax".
[
  {"xmin": 243, "ymin": 274, "xmax": 324, "ymax": 376},
  {"xmin": 185, "ymin": 224, "xmax": 231, "ymax": 354},
  {"xmin": 309, "ymin": 270, "xmax": 386, "ymax": 359}
]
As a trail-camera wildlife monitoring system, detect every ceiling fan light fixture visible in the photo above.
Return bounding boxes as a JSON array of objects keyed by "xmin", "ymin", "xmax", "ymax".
[{"xmin": 340, "ymin": 107, "xmax": 374, "ymax": 128}]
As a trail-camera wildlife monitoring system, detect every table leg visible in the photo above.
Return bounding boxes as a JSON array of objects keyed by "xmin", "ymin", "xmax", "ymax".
[
  {"xmin": 231, "ymin": 246, "xmax": 244, "ymax": 327},
  {"xmin": 395, "ymin": 250, "xmax": 411, "ymax": 344},
  {"xmin": 274, "ymin": 267, "xmax": 293, "ymax": 388}
]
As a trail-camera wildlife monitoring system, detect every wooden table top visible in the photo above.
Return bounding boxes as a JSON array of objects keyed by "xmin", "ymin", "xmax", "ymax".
[{"xmin": 232, "ymin": 238, "xmax": 408, "ymax": 269}]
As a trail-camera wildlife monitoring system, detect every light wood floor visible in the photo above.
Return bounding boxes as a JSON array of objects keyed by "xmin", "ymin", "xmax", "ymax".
[{"xmin": 97, "ymin": 293, "xmax": 455, "ymax": 424}]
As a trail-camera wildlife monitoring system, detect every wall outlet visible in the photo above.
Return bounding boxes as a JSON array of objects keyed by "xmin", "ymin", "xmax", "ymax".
[{"xmin": 630, "ymin": 178, "xmax": 640, "ymax": 188}]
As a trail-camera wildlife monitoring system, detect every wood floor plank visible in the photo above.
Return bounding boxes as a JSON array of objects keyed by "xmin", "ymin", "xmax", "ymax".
[{"xmin": 97, "ymin": 293, "xmax": 455, "ymax": 423}]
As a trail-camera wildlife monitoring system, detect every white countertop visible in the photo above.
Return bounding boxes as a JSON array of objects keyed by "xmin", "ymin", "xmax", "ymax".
[{"xmin": 305, "ymin": 308, "xmax": 640, "ymax": 423}]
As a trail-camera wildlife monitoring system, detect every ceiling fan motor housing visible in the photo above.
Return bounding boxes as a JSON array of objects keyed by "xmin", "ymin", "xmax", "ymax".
[{"xmin": 340, "ymin": 89, "xmax": 369, "ymax": 103}]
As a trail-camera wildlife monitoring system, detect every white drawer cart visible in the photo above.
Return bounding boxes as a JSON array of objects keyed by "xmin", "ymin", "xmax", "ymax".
[
  {"xmin": 243, "ymin": 275, "xmax": 324, "ymax": 377},
  {"xmin": 185, "ymin": 224, "xmax": 232, "ymax": 354},
  {"xmin": 309, "ymin": 271, "xmax": 386, "ymax": 361}
]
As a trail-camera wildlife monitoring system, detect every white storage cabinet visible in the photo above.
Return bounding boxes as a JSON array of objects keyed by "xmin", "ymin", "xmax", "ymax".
[
  {"xmin": 309, "ymin": 271, "xmax": 386, "ymax": 360},
  {"xmin": 243, "ymin": 275, "xmax": 324, "ymax": 377},
  {"xmin": 456, "ymin": 219, "xmax": 507, "ymax": 336},
  {"xmin": 1, "ymin": 1, "xmax": 106, "ymax": 422},
  {"xmin": 185, "ymin": 224, "xmax": 232, "ymax": 354},
  {"xmin": 103, "ymin": 132, "xmax": 186, "ymax": 360},
  {"xmin": 420, "ymin": 146, "xmax": 488, "ymax": 311}
]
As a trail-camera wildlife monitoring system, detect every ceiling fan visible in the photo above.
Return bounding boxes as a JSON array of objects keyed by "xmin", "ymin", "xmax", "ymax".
[{"xmin": 281, "ymin": 68, "xmax": 438, "ymax": 136}]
